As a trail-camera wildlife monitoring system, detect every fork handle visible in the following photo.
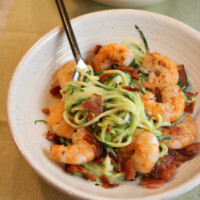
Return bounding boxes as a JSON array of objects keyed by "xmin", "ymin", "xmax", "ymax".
[{"xmin": 55, "ymin": 0, "xmax": 81, "ymax": 63}]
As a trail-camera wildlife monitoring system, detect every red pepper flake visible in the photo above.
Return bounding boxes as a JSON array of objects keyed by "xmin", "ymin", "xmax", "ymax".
[
  {"xmin": 114, "ymin": 66, "xmax": 139, "ymax": 79},
  {"xmin": 154, "ymin": 87, "xmax": 162, "ymax": 103},
  {"xmin": 41, "ymin": 108, "xmax": 50, "ymax": 115},
  {"xmin": 50, "ymin": 86, "xmax": 62, "ymax": 98},
  {"xmin": 100, "ymin": 175, "xmax": 119, "ymax": 189},
  {"xmin": 82, "ymin": 93, "xmax": 104, "ymax": 115},
  {"xmin": 185, "ymin": 101, "xmax": 196, "ymax": 114},
  {"xmin": 65, "ymin": 165, "xmax": 96, "ymax": 182},
  {"xmin": 87, "ymin": 112, "xmax": 95, "ymax": 121},
  {"xmin": 107, "ymin": 125, "xmax": 112, "ymax": 132},
  {"xmin": 123, "ymin": 159, "xmax": 136, "ymax": 181},
  {"xmin": 92, "ymin": 45, "xmax": 102, "ymax": 55},
  {"xmin": 169, "ymin": 126, "xmax": 182, "ymax": 135},
  {"xmin": 141, "ymin": 178, "xmax": 166, "ymax": 189},
  {"xmin": 122, "ymin": 86, "xmax": 141, "ymax": 92},
  {"xmin": 177, "ymin": 64, "xmax": 189, "ymax": 87}
]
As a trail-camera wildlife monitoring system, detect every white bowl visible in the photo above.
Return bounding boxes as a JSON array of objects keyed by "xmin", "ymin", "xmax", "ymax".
[
  {"xmin": 91, "ymin": 0, "xmax": 166, "ymax": 7},
  {"xmin": 7, "ymin": 9, "xmax": 200, "ymax": 200}
]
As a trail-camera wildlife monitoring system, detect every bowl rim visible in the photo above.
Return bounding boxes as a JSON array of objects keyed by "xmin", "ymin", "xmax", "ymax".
[{"xmin": 7, "ymin": 9, "xmax": 200, "ymax": 200}]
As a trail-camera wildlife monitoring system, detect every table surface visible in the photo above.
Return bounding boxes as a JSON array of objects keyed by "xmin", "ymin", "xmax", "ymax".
[{"xmin": 1, "ymin": 0, "xmax": 200, "ymax": 199}]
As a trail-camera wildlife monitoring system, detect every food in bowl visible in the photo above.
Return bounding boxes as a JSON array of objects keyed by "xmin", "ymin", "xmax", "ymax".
[{"xmin": 40, "ymin": 26, "xmax": 200, "ymax": 189}]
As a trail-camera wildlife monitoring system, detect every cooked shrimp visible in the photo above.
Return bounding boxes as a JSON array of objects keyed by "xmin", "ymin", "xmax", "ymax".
[
  {"xmin": 93, "ymin": 43, "xmax": 134, "ymax": 72},
  {"xmin": 56, "ymin": 61, "xmax": 75, "ymax": 88},
  {"xmin": 161, "ymin": 114, "xmax": 196, "ymax": 149},
  {"xmin": 50, "ymin": 128, "xmax": 96, "ymax": 165},
  {"xmin": 118, "ymin": 130, "xmax": 159, "ymax": 174},
  {"xmin": 142, "ymin": 85, "xmax": 185, "ymax": 123},
  {"xmin": 143, "ymin": 52, "xmax": 179, "ymax": 90},
  {"xmin": 131, "ymin": 131, "xmax": 159, "ymax": 173},
  {"xmin": 48, "ymin": 101, "xmax": 75, "ymax": 139}
]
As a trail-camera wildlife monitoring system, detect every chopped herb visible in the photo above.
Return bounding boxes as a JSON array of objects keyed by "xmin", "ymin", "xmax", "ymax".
[
  {"xmin": 135, "ymin": 25, "xmax": 150, "ymax": 51},
  {"xmin": 34, "ymin": 120, "xmax": 47, "ymax": 125},
  {"xmin": 157, "ymin": 136, "xmax": 172, "ymax": 140},
  {"xmin": 59, "ymin": 137, "xmax": 67, "ymax": 146},
  {"xmin": 130, "ymin": 59, "xmax": 139, "ymax": 69},
  {"xmin": 95, "ymin": 183, "xmax": 100, "ymax": 186},
  {"xmin": 72, "ymin": 172, "xmax": 83, "ymax": 177}
]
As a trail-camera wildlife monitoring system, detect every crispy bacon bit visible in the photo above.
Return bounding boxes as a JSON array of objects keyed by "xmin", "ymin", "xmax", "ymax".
[
  {"xmin": 95, "ymin": 150, "xmax": 106, "ymax": 164},
  {"xmin": 122, "ymin": 86, "xmax": 141, "ymax": 92},
  {"xmin": 185, "ymin": 92, "xmax": 199, "ymax": 98},
  {"xmin": 41, "ymin": 108, "xmax": 50, "ymax": 115},
  {"xmin": 45, "ymin": 131, "xmax": 61, "ymax": 144},
  {"xmin": 114, "ymin": 66, "xmax": 139, "ymax": 79},
  {"xmin": 185, "ymin": 101, "xmax": 196, "ymax": 114},
  {"xmin": 84, "ymin": 133, "xmax": 104, "ymax": 159},
  {"xmin": 178, "ymin": 142, "xmax": 200, "ymax": 156},
  {"xmin": 151, "ymin": 162, "xmax": 177, "ymax": 181},
  {"xmin": 107, "ymin": 125, "xmax": 112, "ymax": 132},
  {"xmin": 108, "ymin": 152, "xmax": 118, "ymax": 164},
  {"xmin": 100, "ymin": 175, "xmax": 119, "ymax": 189},
  {"xmin": 50, "ymin": 86, "xmax": 62, "ymax": 98},
  {"xmin": 177, "ymin": 64, "xmax": 189, "ymax": 87},
  {"xmin": 92, "ymin": 44, "xmax": 102, "ymax": 55},
  {"xmin": 116, "ymin": 154, "xmax": 123, "ymax": 172},
  {"xmin": 98, "ymin": 73, "xmax": 114, "ymax": 83},
  {"xmin": 154, "ymin": 87, "xmax": 162, "ymax": 103},
  {"xmin": 65, "ymin": 165, "xmax": 96, "ymax": 182},
  {"xmin": 141, "ymin": 178, "xmax": 165, "ymax": 189},
  {"xmin": 87, "ymin": 112, "xmax": 95, "ymax": 121},
  {"xmin": 45, "ymin": 131, "xmax": 54, "ymax": 140},
  {"xmin": 123, "ymin": 159, "xmax": 136, "ymax": 181},
  {"xmin": 82, "ymin": 93, "xmax": 103, "ymax": 115},
  {"xmin": 169, "ymin": 126, "xmax": 182, "ymax": 135}
]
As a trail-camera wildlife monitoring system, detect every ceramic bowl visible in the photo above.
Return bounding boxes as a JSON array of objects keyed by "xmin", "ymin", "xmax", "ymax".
[
  {"xmin": 7, "ymin": 9, "xmax": 200, "ymax": 200},
  {"xmin": 91, "ymin": 0, "xmax": 166, "ymax": 7}
]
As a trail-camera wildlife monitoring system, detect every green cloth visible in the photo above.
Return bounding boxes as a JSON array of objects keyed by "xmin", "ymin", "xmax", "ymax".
[{"xmin": 0, "ymin": 0, "xmax": 200, "ymax": 199}]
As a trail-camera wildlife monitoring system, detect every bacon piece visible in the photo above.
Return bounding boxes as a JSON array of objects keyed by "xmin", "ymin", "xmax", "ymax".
[
  {"xmin": 44, "ymin": 131, "xmax": 62, "ymax": 144},
  {"xmin": 65, "ymin": 165, "xmax": 96, "ymax": 182},
  {"xmin": 151, "ymin": 162, "xmax": 177, "ymax": 181},
  {"xmin": 100, "ymin": 175, "xmax": 119, "ymax": 189},
  {"xmin": 116, "ymin": 154, "xmax": 123, "ymax": 172},
  {"xmin": 41, "ymin": 108, "xmax": 50, "ymax": 115},
  {"xmin": 82, "ymin": 93, "xmax": 103, "ymax": 115},
  {"xmin": 114, "ymin": 66, "xmax": 139, "ymax": 79},
  {"xmin": 185, "ymin": 101, "xmax": 196, "ymax": 114},
  {"xmin": 108, "ymin": 152, "xmax": 118, "ymax": 164},
  {"xmin": 50, "ymin": 86, "xmax": 62, "ymax": 98},
  {"xmin": 122, "ymin": 86, "xmax": 141, "ymax": 92},
  {"xmin": 95, "ymin": 150, "xmax": 106, "ymax": 164},
  {"xmin": 92, "ymin": 44, "xmax": 102, "ymax": 55},
  {"xmin": 169, "ymin": 126, "xmax": 182, "ymax": 135},
  {"xmin": 123, "ymin": 159, "xmax": 136, "ymax": 181},
  {"xmin": 99, "ymin": 73, "xmax": 114, "ymax": 83},
  {"xmin": 177, "ymin": 64, "xmax": 189, "ymax": 87},
  {"xmin": 141, "ymin": 178, "xmax": 165, "ymax": 189},
  {"xmin": 87, "ymin": 112, "xmax": 95, "ymax": 121},
  {"xmin": 185, "ymin": 92, "xmax": 199, "ymax": 98},
  {"xmin": 154, "ymin": 87, "xmax": 162, "ymax": 103},
  {"xmin": 84, "ymin": 133, "xmax": 104, "ymax": 159},
  {"xmin": 178, "ymin": 142, "xmax": 200, "ymax": 156}
]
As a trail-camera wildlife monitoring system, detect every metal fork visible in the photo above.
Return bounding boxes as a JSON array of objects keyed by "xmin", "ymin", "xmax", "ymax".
[{"xmin": 55, "ymin": 0, "xmax": 87, "ymax": 81}]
